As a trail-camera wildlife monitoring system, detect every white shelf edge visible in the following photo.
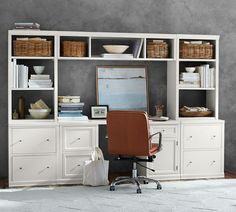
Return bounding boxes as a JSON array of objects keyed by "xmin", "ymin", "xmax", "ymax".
[
  {"xmin": 11, "ymin": 88, "xmax": 54, "ymax": 91},
  {"xmin": 58, "ymin": 56, "xmax": 175, "ymax": 61},
  {"xmin": 179, "ymin": 88, "xmax": 215, "ymax": 91},
  {"xmin": 179, "ymin": 58, "xmax": 216, "ymax": 62},
  {"xmin": 11, "ymin": 56, "xmax": 55, "ymax": 60}
]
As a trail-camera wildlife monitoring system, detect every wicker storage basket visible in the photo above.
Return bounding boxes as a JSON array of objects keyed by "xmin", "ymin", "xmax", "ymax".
[
  {"xmin": 13, "ymin": 40, "xmax": 52, "ymax": 56},
  {"xmin": 63, "ymin": 41, "xmax": 86, "ymax": 57},
  {"xmin": 180, "ymin": 42, "xmax": 213, "ymax": 59},
  {"xmin": 147, "ymin": 40, "xmax": 168, "ymax": 58}
]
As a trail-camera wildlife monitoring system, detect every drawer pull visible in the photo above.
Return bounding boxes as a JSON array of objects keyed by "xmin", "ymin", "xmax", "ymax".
[
  {"xmin": 70, "ymin": 138, "xmax": 81, "ymax": 144},
  {"xmin": 210, "ymin": 160, "xmax": 216, "ymax": 165},
  {"xmin": 19, "ymin": 167, "xmax": 23, "ymax": 170},
  {"xmin": 19, "ymin": 140, "xmax": 22, "ymax": 143},
  {"xmin": 45, "ymin": 138, "xmax": 50, "ymax": 142},
  {"xmin": 211, "ymin": 135, "xmax": 217, "ymax": 140},
  {"xmin": 38, "ymin": 166, "xmax": 50, "ymax": 174},
  {"xmin": 46, "ymin": 166, "xmax": 50, "ymax": 169},
  {"xmin": 70, "ymin": 164, "xmax": 81, "ymax": 172},
  {"xmin": 187, "ymin": 161, "xmax": 192, "ymax": 167}
]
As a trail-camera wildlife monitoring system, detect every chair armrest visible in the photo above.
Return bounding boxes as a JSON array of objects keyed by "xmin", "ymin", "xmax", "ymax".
[{"xmin": 149, "ymin": 132, "xmax": 162, "ymax": 151}]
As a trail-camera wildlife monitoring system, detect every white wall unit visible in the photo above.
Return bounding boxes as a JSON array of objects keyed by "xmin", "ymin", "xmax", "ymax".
[{"xmin": 8, "ymin": 30, "xmax": 224, "ymax": 187}]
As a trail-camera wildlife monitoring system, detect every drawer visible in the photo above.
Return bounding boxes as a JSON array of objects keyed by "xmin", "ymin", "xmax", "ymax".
[
  {"xmin": 183, "ymin": 150, "xmax": 221, "ymax": 175},
  {"xmin": 150, "ymin": 125, "xmax": 177, "ymax": 139},
  {"xmin": 183, "ymin": 124, "xmax": 222, "ymax": 149},
  {"xmin": 12, "ymin": 155, "xmax": 56, "ymax": 182},
  {"xmin": 11, "ymin": 128, "xmax": 56, "ymax": 154},
  {"xmin": 63, "ymin": 126, "xmax": 96, "ymax": 151},
  {"xmin": 63, "ymin": 154, "xmax": 90, "ymax": 177}
]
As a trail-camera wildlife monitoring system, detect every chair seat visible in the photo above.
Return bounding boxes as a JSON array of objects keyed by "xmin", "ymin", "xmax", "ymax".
[{"xmin": 150, "ymin": 143, "xmax": 159, "ymax": 156}]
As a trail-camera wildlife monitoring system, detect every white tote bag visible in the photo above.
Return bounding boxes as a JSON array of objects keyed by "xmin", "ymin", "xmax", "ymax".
[{"xmin": 83, "ymin": 147, "xmax": 109, "ymax": 186}]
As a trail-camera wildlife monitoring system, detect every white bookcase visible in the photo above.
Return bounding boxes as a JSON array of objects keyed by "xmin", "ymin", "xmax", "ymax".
[{"xmin": 8, "ymin": 30, "xmax": 224, "ymax": 187}]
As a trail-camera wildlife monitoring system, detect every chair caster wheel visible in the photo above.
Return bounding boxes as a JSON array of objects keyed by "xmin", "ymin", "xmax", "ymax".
[
  {"xmin": 143, "ymin": 180, "xmax": 149, "ymax": 184},
  {"xmin": 157, "ymin": 184, "xmax": 162, "ymax": 190},
  {"xmin": 110, "ymin": 185, "xmax": 115, "ymax": 191},
  {"xmin": 137, "ymin": 188, "xmax": 142, "ymax": 194}
]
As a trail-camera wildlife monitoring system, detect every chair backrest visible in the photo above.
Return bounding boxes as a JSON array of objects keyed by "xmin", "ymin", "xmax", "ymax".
[{"xmin": 107, "ymin": 110, "xmax": 151, "ymax": 156}]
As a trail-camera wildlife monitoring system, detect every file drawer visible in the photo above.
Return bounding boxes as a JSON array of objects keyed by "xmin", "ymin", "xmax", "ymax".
[
  {"xmin": 12, "ymin": 155, "xmax": 56, "ymax": 182},
  {"xmin": 150, "ymin": 125, "xmax": 177, "ymax": 139},
  {"xmin": 63, "ymin": 154, "xmax": 90, "ymax": 177},
  {"xmin": 63, "ymin": 126, "xmax": 96, "ymax": 151},
  {"xmin": 12, "ymin": 128, "xmax": 56, "ymax": 154},
  {"xmin": 183, "ymin": 150, "xmax": 221, "ymax": 175},
  {"xmin": 183, "ymin": 124, "xmax": 221, "ymax": 149}
]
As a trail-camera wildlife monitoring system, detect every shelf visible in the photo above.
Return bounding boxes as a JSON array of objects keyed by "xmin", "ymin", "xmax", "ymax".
[
  {"xmin": 58, "ymin": 56, "xmax": 175, "ymax": 61},
  {"xmin": 11, "ymin": 88, "xmax": 54, "ymax": 91},
  {"xmin": 179, "ymin": 59, "xmax": 216, "ymax": 62},
  {"xmin": 179, "ymin": 88, "xmax": 215, "ymax": 90},
  {"xmin": 11, "ymin": 56, "xmax": 55, "ymax": 60}
]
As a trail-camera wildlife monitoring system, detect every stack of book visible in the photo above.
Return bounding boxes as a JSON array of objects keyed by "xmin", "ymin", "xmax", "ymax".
[
  {"xmin": 179, "ymin": 72, "xmax": 200, "ymax": 88},
  {"xmin": 10, "ymin": 61, "xmax": 29, "ymax": 88},
  {"xmin": 58, "ymin": 96, "xmax": 87, "ymax": 120},
  {"xmin": 196, "ymin": 64, "xmax": 215, "ymax": 88},
  {"xmin": 14, "ymin": 23, "xmax": 40, "ymax": 30},
  {"xmin": 28, "ymin": 75, "xmax": 53, "ymax": 88}
]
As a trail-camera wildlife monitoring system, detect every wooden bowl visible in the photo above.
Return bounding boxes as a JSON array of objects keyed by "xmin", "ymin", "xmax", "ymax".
[{"xmin": 179, "ymin": 110, "xmax": 213, "ymax": 117}]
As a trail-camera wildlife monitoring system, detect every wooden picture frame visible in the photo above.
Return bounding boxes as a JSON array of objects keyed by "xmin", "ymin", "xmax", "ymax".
[
  {"xmin": 90, "ymin": 105, "xmax": 109, "ymax": 119},
  {"xmin": 96, "ymin": 66, "xmax": 149, "ymax": 112}
]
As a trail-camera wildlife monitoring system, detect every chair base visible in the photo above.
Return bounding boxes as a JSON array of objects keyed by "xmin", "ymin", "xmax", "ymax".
[{"xmin": 109, "ymin": 162, "xmax": 162, "ymax": 193}]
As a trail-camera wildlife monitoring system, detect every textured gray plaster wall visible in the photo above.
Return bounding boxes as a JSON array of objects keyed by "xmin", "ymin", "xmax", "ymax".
[{"xmin": 0, "ymin": 0, "xmax": 235, "ymax": 177}]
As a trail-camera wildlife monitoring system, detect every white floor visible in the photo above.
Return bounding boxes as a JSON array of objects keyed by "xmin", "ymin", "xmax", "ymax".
[{"xmin": 0, "ymin": 179, "xmax": 236, "ymax": 212}]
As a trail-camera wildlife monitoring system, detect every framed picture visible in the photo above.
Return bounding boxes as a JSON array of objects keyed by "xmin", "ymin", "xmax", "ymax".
[
  {"xmin": 96, "ymin": 66, "xmax": 148, "ymax": 112},
  {"xmin": 91, "ymin": 105, "xmax": 109, "ymax": 119}
]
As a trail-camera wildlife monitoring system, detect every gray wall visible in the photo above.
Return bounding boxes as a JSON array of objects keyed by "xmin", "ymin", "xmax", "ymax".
[{"xmin": 0, "ymin": 0, "xmax": 235, "ymax": 177}]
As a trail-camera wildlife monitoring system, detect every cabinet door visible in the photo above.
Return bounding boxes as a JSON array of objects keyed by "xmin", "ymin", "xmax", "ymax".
[
  {"xmin": 183, "ymin": 124, "xmax": 222, "ymax": 149},
  {"xmin": 148, "ymin": 138, "xmax": 179, "ymax": 175},
  {"xmin": 62, "ymin": 126, "xmax": 97, "ymax": 151},
  {"xmin": 11, "ymin": 127, "xmax": 56, "ymax": 154},
  {"xmin": 12, "ymin": 155, "xmax": 56, "ymax": 182},
  {"xmin": 183, "ymin": 150, "xmax": 221, "ymax": 176}
]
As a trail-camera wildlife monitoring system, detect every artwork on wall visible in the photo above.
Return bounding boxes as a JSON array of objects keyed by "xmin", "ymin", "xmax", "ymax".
[{"xmin": 96, "ymin": 66, "xmax": 148, "ymax": 111}]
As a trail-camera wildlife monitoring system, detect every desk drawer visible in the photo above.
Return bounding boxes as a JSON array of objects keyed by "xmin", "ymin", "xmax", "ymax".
[
  {"xmin": 183, "ymin": 150, "xmax": 221, "ymax": 175},
  {"xmin": 183, "ymin": 124, "xmax": 221, "ymax": 149},
  {"xmin": 12, "ymin": 155, "xmax": 56, "ymax": 182},
  {"xmin": 150, "ymin": 125, "xmax": 177, "ymax": 139},
  {"xmin": 63, "ymin": 154, "xmax": 90, "ymax": 177},
  {"xmin": 12, "ymin": 128, "xmax": 56, "ymax": 154},
  {"xmin": 63, "ymin": 126, "xmax": 96, "ymax": 151}
]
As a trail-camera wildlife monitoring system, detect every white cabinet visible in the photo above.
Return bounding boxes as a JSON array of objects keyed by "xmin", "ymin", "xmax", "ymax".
[
  {"xmin": 59, "ymin": 123, "xmax": 98, "ymax": 184},
  {"xmin": 138, "ymin": 121, "xmax": 180, "ymax": 180},
  {"xmin": 180, "ymin": 121, "xmax": 224, "ymax": 179},
  {"xmin": 9, "ymin": 124, "xmax": 59, "ymax": 187}
]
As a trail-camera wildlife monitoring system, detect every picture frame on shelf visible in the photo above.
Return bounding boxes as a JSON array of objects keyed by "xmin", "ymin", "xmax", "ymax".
[{"xmin": 91, "ymin": 105, "xmax": 109, "ymax": 119}]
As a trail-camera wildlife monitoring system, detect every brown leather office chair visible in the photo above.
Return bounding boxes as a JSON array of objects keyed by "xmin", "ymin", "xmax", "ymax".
[{"xmin": 107, "ymin": 110, "xmax": 162, "ymax": 193}]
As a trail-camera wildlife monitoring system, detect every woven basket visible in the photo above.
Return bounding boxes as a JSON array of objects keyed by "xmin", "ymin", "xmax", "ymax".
[
  {"xmin": 13, "ymin": 40, "xmax": 52, "ymax": 56},
  {"xmin": 147, "ymin": 41, "xmax": 168, "ymax": 58},
  {"xmin": 63, "ymin": 41, "xmax": 86, "ymax": 57},
  {"xmin": 180, "ymin": 42, "xmax": 213, "ymax": 59}
]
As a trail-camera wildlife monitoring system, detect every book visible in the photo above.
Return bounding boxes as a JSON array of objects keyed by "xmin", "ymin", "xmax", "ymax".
[
  {"xmin": 57, "ymin": 115, "xmax": 88, "ymax": 121},
  {"xmin": 101, "ymin": 53, "xmax": 133, "ymax": 59},
  {"xmin": 133, "ymin": 38, "xmax": 143, "ymax": 58},
  {"xmin": 18, "ymin": 65, "xmax": 28, "ymax": 88},
  {"xmin": 30, "ymin": 75, "xmax": 50, "ymax": 80},
  {"xmin": 59, "ymin": 102, "xmax": 85, "ymax": 107}
]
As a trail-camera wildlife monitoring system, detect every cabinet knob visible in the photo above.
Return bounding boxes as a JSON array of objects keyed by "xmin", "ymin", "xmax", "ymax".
[
  {"xmin": 77, "ymin": 138, "xmax": 81, "ymax": 140},
  {"xmin": 19, "ymin": 167, "xmax": 23, "ymax": 170},
  {"xmin": 46, "ymin": 166, "xmax": 50, "ymax": 169},
  {"xmin": 46, "ymin": 138, "xmax": 50, "ymax": 142},
  {"xmin": 19, "ymin": 140, "xmax": 22, "ymax": 143},
  {"xmin": 189, "ymin": 136, "xmax": 193, "ymax": 138},
  {"xmin": 77, "ymin": 164, "xmax": 81, "ymax": 167}
]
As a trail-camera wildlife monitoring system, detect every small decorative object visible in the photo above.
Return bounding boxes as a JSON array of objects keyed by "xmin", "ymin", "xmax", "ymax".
[
  {"xmin": 185, "ymin": 67, "xmax": 196, "ymax": 73},
  {"xmin": 180, "ymin": 106, "xmax": 213, "ymax": 117},
  {"xmin": 29, "ymin": 108, "xmax": 51, "ymax": 119},
  {"xmin": 18, "ymin": 96, "xmax": 25, "ymax": 119},
  {"xmin": 33, "ymin": 66, "xmax": 45, "ymax": 74},
  {"xmin": 102, "ymin": 45, "xmax": 129, "ymax": 54},
  {"xmin": 91, "ymin": 105, "xmax": 109, "ymax": 119},
  {"xmin": 155, "ymin": 104, "xmax": 164, "ymax": 117},
  {"xmin": 12, "ymin": 109, "xmax": 19, "ymax": 119}
]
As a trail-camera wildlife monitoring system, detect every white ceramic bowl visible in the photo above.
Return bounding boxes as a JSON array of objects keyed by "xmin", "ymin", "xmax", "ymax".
[
  {"xmin": 185, "ymin": 67, "xmax": 196, "ymax": 73},
  {"xmin": 29, "ymin": 109, "xmax": 51, "ymax": 119},
  {"xmin": 103, "ymin": 45, "xmax": 129, "ymax": 54},
  {"xmin": 33, "ymin": 66, "xmax": 45, "ymax": 74}
]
